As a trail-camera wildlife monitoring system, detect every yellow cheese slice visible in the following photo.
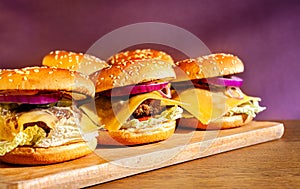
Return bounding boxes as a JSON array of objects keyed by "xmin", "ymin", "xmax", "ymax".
[
  {"xmin": 0, "ymin": 115, "xmax": 16, "ymax": 141},
  {"xmin": 17, "ymin": 111, "xmax": 58, "ymax": 130},
  {"xmin": 96, "ymin": 91, "xmax": 183, "ymax": 131},
  {"xmin": 79, "ymin": 103, "xmax": 102, "ymax": 133},
  {"xmin": 0, "ymin": 110, "xmax": 57, "ymax": 142},
  {"xmin": 171, "ymin": 88, "xmax": 260, "ymax": 124}
]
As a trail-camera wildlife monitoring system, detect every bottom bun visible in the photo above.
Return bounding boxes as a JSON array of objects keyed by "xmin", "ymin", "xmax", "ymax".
[
  {"xmin": 97, "ymin": 120, "xmax": 176, "ymax": 146},
  {"xmin": 178, "ymin": 114, "xmax": 253, "ymax": 130},
  {"xmin": 0, "ymin": 140, "xmax": 96, "ymax": 165}
]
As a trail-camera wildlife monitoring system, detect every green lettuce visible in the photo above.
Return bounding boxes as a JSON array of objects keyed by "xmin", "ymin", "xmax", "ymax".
[
  {"xmin": 121, "ymin": 105, "xmax": 183, "ymax": 130},
  {"xmin": 0, "ymin": 125, "xmax": 46, "ymax": 156}
]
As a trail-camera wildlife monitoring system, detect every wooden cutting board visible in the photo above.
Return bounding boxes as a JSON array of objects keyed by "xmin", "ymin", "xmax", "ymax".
[{"xmin": 0, "ymin": 121, "xmax": 284, "ymax": 189}]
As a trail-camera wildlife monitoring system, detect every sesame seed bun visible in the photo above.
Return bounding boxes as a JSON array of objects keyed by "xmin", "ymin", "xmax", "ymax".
[
  {"xmin": 91, "ymin": 59, "xmax": 176, "ymax": 93},
  {"xmin": 97, "ymin": 120, "xmax": 176, "ymax": 146},
  {"xmin": 0, "ymin": 66, "xmax": 95, "ymax": 100},
  {"xmin": 92, "ymin": 58, "xmax": 179, "ymax": 146},
  {"xmin": 172, "ymin": 53, "xmax": 253, "ymax": 130},
  {"xmin": 42, "ymin": 50, "xmax": 109, "ymax": 75},
  {"xmin": 107, "ymin": 49, "xmax": 174, "ymax": 65},
  {"xmin": 0, "ymin": 140, "xmax": 96, "ymax": 165},
  {"xmin": 173, "ymin": 53, "xmax": 244, "ymax": 82}
]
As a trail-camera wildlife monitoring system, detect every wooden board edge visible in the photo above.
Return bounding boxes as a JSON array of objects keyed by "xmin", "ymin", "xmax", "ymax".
[{"xmin": 0, "ymin": 121, "xmax": 285, "ymax": 188}]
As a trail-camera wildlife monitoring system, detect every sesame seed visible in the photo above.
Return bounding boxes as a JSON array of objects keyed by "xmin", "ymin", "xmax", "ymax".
[
  {"xmin": 8, "ymin": 79, "xmax": 13, "ymax": 82},
  {"xmin": 55, "ymin": 55, "xmax": 59, "ymax": 60},
  {"xmin": 23, "ymin": 76, "xmax": 28, "ymax": 81},
  {"xmin": 34, "ymin": 69, "xmax": 39, "ymax": 73},
  {"xmin": 49, "ymin": 71, "xmax": 53, "ymax": 74},
  {"xmin": 15, "ymin": 70, "xmax": 24, "ymax": 74},
  {"xmin": 7, "ymin": 73, "xmax": 12, "ymax": 77}
]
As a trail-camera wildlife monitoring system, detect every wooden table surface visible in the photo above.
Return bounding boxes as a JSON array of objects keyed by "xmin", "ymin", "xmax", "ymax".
[{"xmin": 88, "ymin": 120, "xmax": 300, "ymax": 189}]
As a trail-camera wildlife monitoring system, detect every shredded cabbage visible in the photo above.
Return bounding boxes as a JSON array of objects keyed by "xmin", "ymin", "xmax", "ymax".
[{"xmin": 226, "ymin": 100, "xmax": 266, "ymax": 118}]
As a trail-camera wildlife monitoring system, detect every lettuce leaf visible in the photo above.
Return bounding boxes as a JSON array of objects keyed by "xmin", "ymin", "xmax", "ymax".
[
  {"xmin": 120, "ymin": 105, "xmax": 183, "ymax": 130},
  {"xmin": 0, "ymin": 125, "xmax": 46, "ymax": 156}
]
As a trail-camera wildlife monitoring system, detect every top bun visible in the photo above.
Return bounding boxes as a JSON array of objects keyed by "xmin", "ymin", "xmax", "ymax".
[
  {"xmin": 107, "ymin": 49, "xmax": 174, "ymax": 65},
  {"xmin": 173, "ymin": 53, "xmax": 244, "ymax": 82},
  {"xmin": 91, "ymin": 59, "xmax": 176, "ymax": 93},
  {"xmin": 0, "ymin": 66, "xmax": 95, "ymax": 99},
  {"xmin": 42, "ymin": 50, "xmax": 109, "ymax": 75}
]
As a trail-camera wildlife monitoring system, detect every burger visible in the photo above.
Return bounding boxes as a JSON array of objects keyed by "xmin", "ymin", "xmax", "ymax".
[
  {"xmin": 42, "ymin": 50, "xmax": 109, "ymax": 75},
  {"xmin": 0, "ymin": 66, "xmax": 99, "ymax": 165},
  {"xmin": 107, "ymin": 49, "xmax": 175, "ymax": 65},
  {"xmin": 90, "ymin": 59, "xmax": 183, "ymax": 145},
  {"xmin": 171, "ymin": 53, "xmax": 266, "ymax": 130}
]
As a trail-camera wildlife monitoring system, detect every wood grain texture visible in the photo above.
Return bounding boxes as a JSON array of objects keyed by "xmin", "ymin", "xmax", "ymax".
[
  {"xmin": 91, "ymin": 120, "xmax": 299, "ymax": 189},
  {"xmin": 0, "ymin": 121, "xmax": 284, "ymax": 189}
]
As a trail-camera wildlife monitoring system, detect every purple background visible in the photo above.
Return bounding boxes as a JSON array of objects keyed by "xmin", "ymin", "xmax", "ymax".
[{"xmin": 0, "ymin": 0, "xmax": 299, "ymax": 120}]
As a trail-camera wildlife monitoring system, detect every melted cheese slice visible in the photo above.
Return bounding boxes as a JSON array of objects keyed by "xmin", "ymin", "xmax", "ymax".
[
  {"xmin": 79, "ymin": 103, "xmax": 102, "ymax": 133},
  {"xmin": 96, "ymin": 91, "xmax": 183, "ymax": 131},
  {"xmin": 18, "ymin": 111, "xmax": 58, "ymax": 130},
  {"xmin": 0, "ymin": 110, "xmax": 57, "ymax": 142},
  {"xmin": 171, "ymin": 88, "xmax": 260, "ymax": 124}
]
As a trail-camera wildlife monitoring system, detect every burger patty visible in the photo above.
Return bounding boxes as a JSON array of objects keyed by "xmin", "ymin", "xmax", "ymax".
[{"xmin": 131, "ymin": 99, "xmax": 166, "ymax": 118}]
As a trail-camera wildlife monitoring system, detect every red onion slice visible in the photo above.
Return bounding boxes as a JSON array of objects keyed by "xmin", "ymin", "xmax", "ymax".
[
  {"xmin": 158, "ymin": 84, "xmax": 172, "ymax": 98},
  {"xmin": 205, "ymin": 76, "xmax": 243, "ymax": 87},
  {"xmin": 0, "ymin": 93, "xmax": 61, "ymax": 104},
  {"xmin": 225, "ymin": 87, "xmax": 244, "ymax": 99},
  {"xmin": 110, "ymin": 81, "xmax": 170, "ymax": 96}
]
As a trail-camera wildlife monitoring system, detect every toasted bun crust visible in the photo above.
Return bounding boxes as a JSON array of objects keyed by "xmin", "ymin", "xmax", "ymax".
[
  {"xmin": 107, "ymin": 49, "xmax": 174, "ymax": 65},
  {"xmin": 0, "ymin": 66, "xmax": 95, "ymax": 99},
  {"xmin": 42, "ymin": 50, "xmax": 109, "ymax": 75},
  {"xmin": 97, "ymin": 120, "xmax": 176, "ymax": 146},
  {"xmin": 173, "ymin": 53, "xmax": 244, "ymax": 82},
  {"xmin": 0, "ymin": 140, "xmax": 96, "ymax": 165},
  {"xmin": 178, "ymin": 114, "xmax": 253, "ymax": 130},
  {"xmin": 91, "ymin": 59, "xmax": 176, "ymax": 93}
]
